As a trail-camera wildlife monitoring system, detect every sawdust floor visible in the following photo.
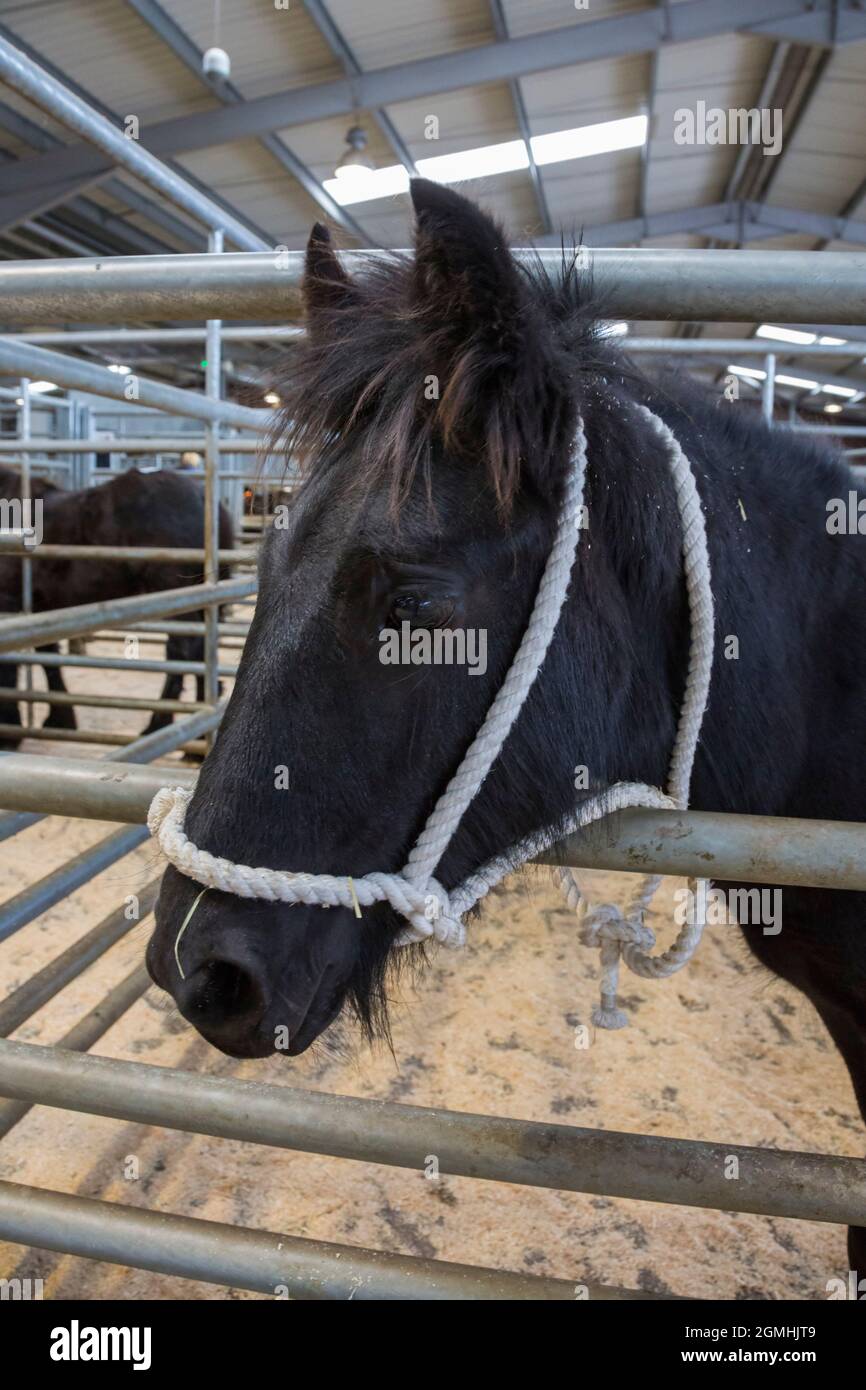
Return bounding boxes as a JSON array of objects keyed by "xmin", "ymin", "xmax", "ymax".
[{"xmin": 0, "ymin": 637, "xmax": 861, "ymax": 1301}]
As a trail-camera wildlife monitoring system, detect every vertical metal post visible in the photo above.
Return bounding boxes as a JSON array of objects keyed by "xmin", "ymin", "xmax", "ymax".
[
  {"xmin": 762, "ymin": 352, "xmax": 776, "ymax": 424},
  {"xmin": 204, "ymin": 230, "xmax": 224, "ymax": 749},
  {"xmin": 18, "ymin": 379, "xmax": 33, "ymax": 728},
  {"xmin": 84, "ymin": 407, "xmax": 94, "ymax": 491}
]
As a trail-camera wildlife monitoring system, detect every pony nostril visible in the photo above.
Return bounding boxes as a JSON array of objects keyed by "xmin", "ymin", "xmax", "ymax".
[{"xmin": 180, "ymin": 958, "xmax": 267, "ymax": 1028}]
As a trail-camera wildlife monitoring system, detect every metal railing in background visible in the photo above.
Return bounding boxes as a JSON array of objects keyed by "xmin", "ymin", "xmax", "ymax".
[{"xmin": 1, "ymin": 247, "xmax": 865, "ymax": 327}]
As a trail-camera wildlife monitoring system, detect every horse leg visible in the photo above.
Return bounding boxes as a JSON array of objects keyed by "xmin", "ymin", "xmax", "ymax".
[
  {"xmin": 0, "ymin": 660, "xmax": 23, "ymax": 749},
  {"xmin": 39, "ymin": 644, "xmax": 77, "ymax": 730},
  {"xmin": 190, "ymin": 633, "xmax": 208, "ymax": 704},
  {"xmin": 143, "ymin": 634, "xmax": 186, "ymax": 735},
  {"xmin": 736, "ymin": 883, "xmax": 866, "ymax": 1273}
]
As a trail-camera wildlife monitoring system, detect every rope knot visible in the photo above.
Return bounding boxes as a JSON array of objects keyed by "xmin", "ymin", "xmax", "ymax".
[
  {"xmin": 386, "ymin": 874, "xmax": 466, "ymax": 949},
  {"xmin": 147, "ymin": 785, "xmax": 191, "ymax": 838},
  {"xmin": 579, "ymin": 902, "xmax": 655, "ymax": 953},
  {"xmin": 579, "ymin": 902, "xmax": 657, "ymax": 1031}
]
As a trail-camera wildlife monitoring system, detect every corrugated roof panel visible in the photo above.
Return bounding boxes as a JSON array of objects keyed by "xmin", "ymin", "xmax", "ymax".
[
  {"xmin": 544, "ymin": 150, "xmax": 644, "ymax": 228},
  {"xmin": 646, "ymin": 36, "xmax": 776, "ymax": 215},
  {"xmin": 342, "ymin": 204, "xmax": 413, "ymax": 249},
  {"xmin": 764, "ymin": 45, "xmax": 866, "ymax": 218},
  {"xmin": 0, "ymin": 84, "xmax": 98, "ymax": 147},
  {"xmin": 0, "ymin": 0, "xmax": 218, "ymax": 124},
  {"xmin": 386, "ymin": 84, "xmax": 522, "ymax": 158},
  {"xmin": 466, "ymin": 169, "xmax": 552, "ymax": 236},
  {"xmin": 503, "ymin": 0, "xmax": 652, "ymax": 35},
  {"xmin": 740, "ymin": 233, "xmax": 818, "ymax": 250},
  {"xmin": 648, "ymin": 151, "xmax": 731, "ymax": 211},
  {"xmin": 175, "ymin": 139, "xmax": 319, "ymax": 242},
  {"xmin": 163, "ymin": 0, "xmax": 342, "ymax": 99},
  {"xmin": 323, "ymin": 0, "xmax": 494, "ymax": 70},
  {"xmin": 520, "ymin": 54, "xmax": 646, "ymax": 135}
]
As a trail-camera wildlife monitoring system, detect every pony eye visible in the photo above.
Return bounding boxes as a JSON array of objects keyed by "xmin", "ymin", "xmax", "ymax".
[{"xmin": 390, "ymin": 592, "xmax": 454, "ymax": 628}]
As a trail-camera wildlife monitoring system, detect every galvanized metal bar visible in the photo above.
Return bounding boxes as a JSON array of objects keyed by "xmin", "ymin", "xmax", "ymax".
[
  {"xmin": 105, "ymin": 701, "xmax": 223, "ymax": 765},
  {"xmin": 0, "ymin": 35, "xmax": 268, "ymax": 253},
  {"xmin": 0, "ymin": 252, "xmax": 303, "ymax": 325},
  {"xmin": 90, "ymin": 633, "xmax": 245, "ymax": 652},
  {"xmin": 0, "ymin": 722, "xmax": 204, "ymax": 751},
  {"xmin": 0, "ymin": 542, "xmax": 254, "ymax": 563},
  {"xmin": 792, "ymin": 423, "xmax": 866, "ymax": 436},
  {"xmin": 0, "ymin": 755, "xmax": 861, "ymax": 890},
  {"xmin": 0, "ymin": 968, "xmax": 153, "ymax": 1140},
  {"xmin": 0, "ymin": 575, "xmax": 256, "ymax": 652},
  {"xmin": 0, "ymin": 883, "xmax": 159, "ymax": 1036},
  {"xmin": 0, "ymin": 687, "xmax": 207, "ymax": 714},
  {"xmin": 627, "ymin": 336, "xmax": 866, "ymax": 357},
  {"xmin": 0, "ymin": 338, "xmax": 269, "ymax": 432},
  {"xmin": 0, "ymin": 334, "xmax": 268, "ymax": 428},
  {"xmin": 89, "ymin": 636, "xmax": 244, "ymax": 650},
  {"xmin": 5, "ymin": 327, "xmax": 303, "ymax": 345},
  {"xmin": 17, "ymin": 378, "xmax": 33, "ymax": 730},
  {"xmin": 762, "ymin": 352, "xmax": 776, "ymax": 423},
  {"xmin": 3, "ymin": 651, "xmax": 238, "ymax": 677},
  {"xmin": 0, "ymin": 825, "xmax": 147, "ymax": 944},
  {"xmin": 0, "ymin": 755, "xmax": 196, "ymax": 821},
  {"xmin": 116, "ymin": 619, "xmax": 250, "ymax": 638},
  {"xmin": 0, "ymin": 1178, "xmax": 635, "ymax": 1300},
  {"xmin": 204, "ymin": 231, "xmax": 223, "ymax": 744},
  {"xmin": 535, "ymin": 807, "xmax": 866, "ymax": 889},
  {"xmin": 0, "ymin": 1040, "xmax": 863, "ymax": 1226},
  {"xmin": 0, "ymin": 723, "xmax": 149, "ymax": 747},
  {"xmin": 0, "ymin": 437, "xmax": 263, "ymax": 452},
  {"xmin": 0, "ymin": 248, "xmax": 864, "ymax": 325},
  {"xmin": 0, "ymin": 705, "xmax": 220, "ymax": 844}
]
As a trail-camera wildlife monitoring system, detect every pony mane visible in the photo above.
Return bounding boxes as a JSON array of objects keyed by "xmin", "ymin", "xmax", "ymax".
[{"xmin": 270, "ymin": 245, "xmax": 626, "ymax": 514}]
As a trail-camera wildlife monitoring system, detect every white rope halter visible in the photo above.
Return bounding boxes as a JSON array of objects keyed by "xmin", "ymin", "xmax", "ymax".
[{"xmin": 149, "ymin": 404, "xmax": 715, "ymax": 1029}]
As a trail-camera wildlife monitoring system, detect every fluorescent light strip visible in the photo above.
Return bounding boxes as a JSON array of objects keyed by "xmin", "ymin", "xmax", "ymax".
[
  {"xmin": 755, "ymin": 324, "xmax": 816, "ymax": 345},
  {"xmin": 822, "ymin": 384, "xmax": 860, "ymax": 397},
  {"xmin": 531, "ymin": 115, "xmax": 647, "ymax": 166},
  {"xmin": 324, "ymin": 165, "xmax": 409, "ymax": 205},
  {"xmin": 775, "ymin": 373, "xmax": 819, "ymax": 389},
  {"xmin": 419, "ymin": 138, "xmax": 528, "ymax": 185},
  {"xmin": 324, "ymin": 115, "xmax": 647, "ymax": 206},
  {"xmin": 727, "ymin": 364, "xmax": 766, "ymax": 380},
  {"xmin": 756, "ymin": 325, "xmax": 853, "ymax": 352}
]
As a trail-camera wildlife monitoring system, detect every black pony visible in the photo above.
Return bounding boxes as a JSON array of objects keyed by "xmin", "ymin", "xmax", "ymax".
[
  {"xmin": 147, "ymin": 180, "xmax": 866, "ymax": 1263},
  {"xmin": 0, "ymin": 466, "xmax": 234, "ymax": 743}
]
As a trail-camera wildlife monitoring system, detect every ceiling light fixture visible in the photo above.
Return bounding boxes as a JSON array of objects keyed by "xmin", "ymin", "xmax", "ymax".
[{"xmin": 335, "ymin": 125, "xmax": 375, "ymax": 183}]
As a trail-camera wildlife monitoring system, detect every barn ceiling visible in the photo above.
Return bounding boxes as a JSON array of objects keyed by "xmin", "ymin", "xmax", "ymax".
[{"xmin": 0, "ymin": 0, "xmax": 864, "ymax": 414}]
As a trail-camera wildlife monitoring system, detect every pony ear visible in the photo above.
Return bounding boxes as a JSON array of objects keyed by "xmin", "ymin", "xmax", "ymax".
[
  {"xmin": 410, "ymin": 178, "xmax": 525, "ymax": 344},
  {"xmin": 303, "ymin": 222, "xmax": 357, "ymax": 327},
  {"xmin": 410, "ymin": 178, "xmax": 565, "ymax": 504}
]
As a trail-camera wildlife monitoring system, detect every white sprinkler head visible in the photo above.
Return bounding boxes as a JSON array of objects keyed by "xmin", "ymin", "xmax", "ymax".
[{"xmin": 202, "ymin": 47, "xmax": 231, "ymax": 79}]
